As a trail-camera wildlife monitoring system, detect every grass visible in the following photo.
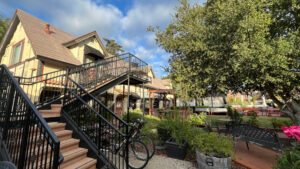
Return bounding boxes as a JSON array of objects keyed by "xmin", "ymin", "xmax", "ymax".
[{"xmin": 206, "ymin": 115, "xmax": 292, "ymax": 129}]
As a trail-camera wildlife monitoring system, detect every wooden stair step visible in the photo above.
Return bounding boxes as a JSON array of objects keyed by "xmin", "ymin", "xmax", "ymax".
[
  {"xmin": 62, "ymin": 157, "xmax": 97, "ymax": 169},
  {"xmin": 51, "ymin": 104, "xmax": 63, "ymax": 110},
  {"xmin": 22, "ymin": 138, "xmax": 80, "ymax": 162},
  {"xmin": 60, "ymin": 148, "xmax": 88, "ymax": 168},
  {"xmin": 60, "ymin": 139, "xmax": 80, "ymax": 153},
  {"xmin": 48, "ymin": 122, "xmax": 66, "ymax": 132},
  {"xmin": 55, "ymin": 130, "xmax": 73, "ymax": 141},
  {"xmin": 39, "ymin": 109, "xmax": 61, "ymax": 118},
  {"xmin": 39, "ymin": 109, "xmax": 60, "ymax": 114},
  {"xmin": 42, "ymin": 113, "xmax": 61, "ymax": 118}
]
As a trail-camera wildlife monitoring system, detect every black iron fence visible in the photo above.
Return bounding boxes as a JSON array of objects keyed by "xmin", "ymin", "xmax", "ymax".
[
  {"xmin": 63, "ymin": 77, "xmax": 129, "ymax": 169},
  {"xmin": 0, "ymin": 65, "xmax": 62, "ymax": 169}
]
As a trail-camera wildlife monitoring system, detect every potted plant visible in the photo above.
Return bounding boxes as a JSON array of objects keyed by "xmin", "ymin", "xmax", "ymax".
[
  {"xmin": 165, "ymin": 116, "xmax": 191, "ymax": 160},
  {"xmin": 156, "ymin": 119, "xmax": 172, "ymax": 149},
  {"xmin": 190, "ymin": 130, "xmax": 234, "ymax": 169}
]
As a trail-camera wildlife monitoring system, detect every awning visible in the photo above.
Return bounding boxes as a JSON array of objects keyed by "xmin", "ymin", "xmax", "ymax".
[{"xmin": 84, "ymin": 45, "xmax": 105, "ymax": 59}]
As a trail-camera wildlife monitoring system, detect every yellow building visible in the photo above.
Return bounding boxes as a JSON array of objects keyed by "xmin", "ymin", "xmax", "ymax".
[{"xmin": 0, "ymin": 9, "xmax": 173, "ymax": 114}]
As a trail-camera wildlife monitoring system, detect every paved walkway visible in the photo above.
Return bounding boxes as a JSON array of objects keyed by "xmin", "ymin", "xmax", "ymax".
[
  {"xmin": 145, "ymin": 155, "xmax": 197, "ymax": 169},
  {"xmin": 234, "ymin": 141, "xmax": 281, "ymax": 169}
]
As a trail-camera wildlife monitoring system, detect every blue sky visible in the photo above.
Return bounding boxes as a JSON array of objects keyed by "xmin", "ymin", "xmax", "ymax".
[{"xmin": 0, "ymin": 0, "xmax": 205, "ymax": 77}]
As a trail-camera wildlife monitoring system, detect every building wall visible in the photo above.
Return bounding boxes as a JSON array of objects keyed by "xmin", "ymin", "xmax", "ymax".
[
  {"xmin": 0, "ymin": 22, "xmax": 38, "ymax": 77},
  {"xmin": 69, "ymin": 37, "xmax": 104, "ymax": 64},
  {"xmin": 43, "ymin": 62, "xmax": 65, "ymax": 74}
]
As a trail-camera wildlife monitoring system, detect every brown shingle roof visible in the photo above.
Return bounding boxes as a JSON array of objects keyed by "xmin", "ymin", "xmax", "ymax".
[
  {"xmin": 16, "ymin": 9, "xmax": 81, "ymax": 65},
  {"xmin": 145, "ymin": 77, "xmax": 167, "ymax": 90}
]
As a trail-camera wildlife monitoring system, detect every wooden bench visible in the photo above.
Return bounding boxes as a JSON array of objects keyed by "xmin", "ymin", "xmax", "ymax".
[{"xmin": 233, "ymin": 124, "xmax": 283, "ymax": 154}]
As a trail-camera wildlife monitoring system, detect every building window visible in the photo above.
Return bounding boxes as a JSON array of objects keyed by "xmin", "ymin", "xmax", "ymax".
[{"xmin": 10, "ymin": 40, "xmax": 24, "ymax": 65}]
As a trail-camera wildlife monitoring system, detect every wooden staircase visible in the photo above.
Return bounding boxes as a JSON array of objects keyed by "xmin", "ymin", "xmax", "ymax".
[{"xmin": 40, "ymin": 104, "xmax": 97, "ymax": 169}]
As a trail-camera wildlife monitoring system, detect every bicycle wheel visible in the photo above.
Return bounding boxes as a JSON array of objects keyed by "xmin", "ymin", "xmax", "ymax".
[
  {"xmin": 139, "ymin": 134, "xmax": 155, "ymax": 159},
  {"xmin": 128, "ymin": 140, "xmax": 149, "ymax": 169}
]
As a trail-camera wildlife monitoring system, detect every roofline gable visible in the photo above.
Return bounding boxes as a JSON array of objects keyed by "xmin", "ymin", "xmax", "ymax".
[
  {"xmin": 63, "ymin": 31, "xmax": 109, "ymax": 57},
  {"xmin": 0, "ymin": 9, "xmax": 38, "ymax": 62}
]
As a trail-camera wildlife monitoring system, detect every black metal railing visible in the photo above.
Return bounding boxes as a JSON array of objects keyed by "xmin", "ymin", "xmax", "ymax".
[
  {"xmin": 69, "ymin": 53, "xmax": 148, "ymax": 91},
  {"xmin": 63, "ymin": 77, "xmax": 129, "ymax": 169},
  {"xmin": 0, "ymin": 65, "xmax": 62, "ymax": 169},
  {"xmin": 17, "ymin": 69, "xmax": 67, "ymax": 109},
  {"xmin": 16, "ymin": 53, "xmax": 148, "ymax": 109},
  {"xmin": 10, "ymin": 53, "xmax": 148, "ymax": 168}
]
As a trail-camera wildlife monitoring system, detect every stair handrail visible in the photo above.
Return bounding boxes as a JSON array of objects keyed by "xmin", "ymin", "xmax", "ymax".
[
  {"xmin": 64, "ymin": 85, "xmax": 127, "ymax": 136},
  {"xmin": 67, "ymin": 76, "xmax": 128, "ymax": 125},
  {"xmin": 0, "ymin": 64, "xmax": 63, "ymax": 169},
  {"xmin": 62, "ymin": 75, "xmax": 130, "ymax": 169}
]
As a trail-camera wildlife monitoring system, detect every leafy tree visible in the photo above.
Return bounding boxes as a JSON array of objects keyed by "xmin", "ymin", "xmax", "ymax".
[
  {"xmin": 152, "ymin": 0, "xmax": 300, "ymax": 124},
  {"xmin": 0, "ymin": 15, "xmax": 10, "ymax": 42},
  {"xmin": 103, "ymin": 38, "xmax": 124, "ymax": 56}
]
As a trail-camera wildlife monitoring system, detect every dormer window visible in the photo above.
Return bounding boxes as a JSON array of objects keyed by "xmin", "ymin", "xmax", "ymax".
[{"xmin": 10, "ymin": 40, "xmax": 24, "ymax": 65}]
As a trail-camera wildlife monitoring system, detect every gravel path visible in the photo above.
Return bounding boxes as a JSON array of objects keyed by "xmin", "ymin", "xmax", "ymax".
[{"xmin": 145, "ymin": 155, "xmax": 197, "ymax": 169}]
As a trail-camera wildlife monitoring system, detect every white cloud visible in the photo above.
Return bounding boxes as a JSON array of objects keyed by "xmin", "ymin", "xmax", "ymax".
[
  {"xmin": 44, "ymin": 0, "xmax": 124, "ymax": 38},
  {"xmin": 0, "ymin": 0, "xmax": 182, "ymax": 77},
  {"xmin": 121, "ymin": 0, "xmax": 176, "ymax": 38},
  {"xmin": 119, "ymin": 37, "xmax": 137, "ymax": 50},
  {"xmin": 134, "ymin": 46, "xmax": 156, "ymax": 61}
]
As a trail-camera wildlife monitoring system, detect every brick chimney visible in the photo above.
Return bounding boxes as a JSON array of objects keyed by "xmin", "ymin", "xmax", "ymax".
[{"xmin": 45, "ymin": 24, "xmax": 50, "ymax": 34}]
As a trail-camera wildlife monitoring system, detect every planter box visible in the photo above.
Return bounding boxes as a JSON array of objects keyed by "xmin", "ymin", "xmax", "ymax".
[
  {"xmin": 196, "ymin": 149, "xmax": 231, "ymax": 169},
  {"xmin": 165, "ymin": 138, "xmax": 187, "ymax": 160}
]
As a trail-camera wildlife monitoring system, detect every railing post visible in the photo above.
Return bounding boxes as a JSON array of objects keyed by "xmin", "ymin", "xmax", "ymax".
[
  {"xmin": 63, "ymin": 68, "xmax": 70, "ymax": 107},
  {"xmin": 126, "ymin": 54, "xmax": 131, "ymax": 169},
  {"xmin": 3, "ymin": 82, "xmax": 15, "ymax": 140},
  {"xmin": 18, "ymin": 106, "xmax": 31, "ymax": 169},
  {"xmin": 52, "ymin": 141, "xmax": 60, "ymax": 169}
]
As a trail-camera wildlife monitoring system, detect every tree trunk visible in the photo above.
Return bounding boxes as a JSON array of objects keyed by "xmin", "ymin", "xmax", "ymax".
[
  {"xmin": 266, "ymin": 90, "xmax": 300, "ymax": 125},
  {"xmin": 279, "ymin": 101, "xmax": 300, "ymax": 125}
]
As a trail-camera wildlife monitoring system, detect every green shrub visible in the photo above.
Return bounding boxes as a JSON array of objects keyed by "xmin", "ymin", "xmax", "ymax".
[
  {"xmin": 195, "ymin": 105, "xmax": 210, "ymax": 108},
  {"xmin": 227, "ymin": 106, "xmax": 243, "ymax": 124},
  {"xmin": 157, "ymin": 119, "xmax": 172, "ymax": 143},
  {"xmin": 189, "ymin": 113, "xmax": 206, "ymax": 126},
  {"xmin": 247, "ymin": 111, "xmax": 259, "ymax": 127},
  {"xmin": 271, "ymin": 118, "xmax": 293, "ymax": 130},
  {"xmin": 140, "ymin": 115, "xmax": 161, "ymax": 144},
  {"xmin": 189, "ymin": 129, "xmax": 234, "ymax": 158},
  {"xmin": 122, "ymin": 109, "xmax": 144, "ymax": 123},
  {"xmin": 123, "ymin": 110, "xmax": 161, "ymax": 144},
  {"xmin": 274, "ymin": 142, "xmax": 300, "ymax": 169},
  {"xmin": 169, "ymin": 119, "xmax": 192, "ymax": 146}
]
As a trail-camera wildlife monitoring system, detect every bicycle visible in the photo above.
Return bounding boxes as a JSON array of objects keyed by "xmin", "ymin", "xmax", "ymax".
[
  {"xmin": 96, "ymin": 119, "xmax": 150, "ymax": 169},
  {"xmin": 130, "ymin": 119, "xmax": 155, "ymax": 159}
]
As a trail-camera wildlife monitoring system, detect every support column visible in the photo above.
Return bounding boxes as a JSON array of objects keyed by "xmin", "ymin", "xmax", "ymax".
[
  {"xmin": 123, "ymin": 84, "xmax": 125, "ymax": 115},
  {"xmin": 142, "ymin": 83, "xmax": 145, "ymax": 116},
  {"xmin": 149, "ymin": 91, "xmax": 151, "ymax": 116}
]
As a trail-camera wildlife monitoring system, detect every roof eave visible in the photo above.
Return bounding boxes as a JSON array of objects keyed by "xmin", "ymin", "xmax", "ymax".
[
  {"xmin": 63, "ymin": 31, "xmax": 109, "ymax": 57},
  {"xmin": 0, "ymin": 11, "xmax": 19, "ymax": 61},
  {"xmin": 37, "ymin": 55, "xmax": 80, "ymax": 67}
]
